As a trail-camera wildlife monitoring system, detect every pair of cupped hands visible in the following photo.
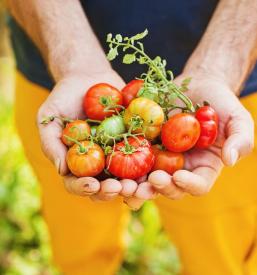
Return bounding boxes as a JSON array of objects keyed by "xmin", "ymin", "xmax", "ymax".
[{"xmin": 37, "ymin": 68, "xmax": 254, "ymax": 210}]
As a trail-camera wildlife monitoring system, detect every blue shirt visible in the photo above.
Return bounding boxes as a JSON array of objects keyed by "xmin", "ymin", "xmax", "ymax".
[{"xmin": 8, "ymin": 0, "xmax": 257, "ymax": 96}]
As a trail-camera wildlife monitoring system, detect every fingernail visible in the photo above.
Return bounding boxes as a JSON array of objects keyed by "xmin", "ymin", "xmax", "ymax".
[
  {"xmin": 54, "ymin": 158, "xmax": 61, "ymax": 174},
  {"xmin": 230, "ymin": 149, "xmax": 238, "ymax": 166}
]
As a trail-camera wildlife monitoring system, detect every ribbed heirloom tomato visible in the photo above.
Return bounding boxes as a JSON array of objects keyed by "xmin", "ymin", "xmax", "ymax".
[
  {"xmin": 161, "ymin": 113, "xmax": 200, "ymax": 152},
  {"xmin": 106, "ymin": 137, "xmax": 155, "ymax": 179},
  {"xmin": 66, "ymin": 141, "xmax": 105, "ymax": 177},
  {"xmin": 83, "ymin": 83, "xmax": 123, "ymax": 120},
  {"xmin": 124, "ymin": 97, "xmax": 164, "ymax": 140},
  {"xmin": 195, "ymin": 106, "xmax": 218, "ymax": 149},
  {"xmin": 61, "ymin": 120, "xmax": 91, "ymax": 146},
  {"xmin": 121, "ymin": 79, "xmax": 144, "ymax": 107},
  {"xmin": 151, "ymin": 145, "xmax": 184, "ymax": 175}
]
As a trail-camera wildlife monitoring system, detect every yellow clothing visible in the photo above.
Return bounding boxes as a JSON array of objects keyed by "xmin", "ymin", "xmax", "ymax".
[{"xmin": 15, "ymin": 71, "xmax": 257, "ymax": 275}]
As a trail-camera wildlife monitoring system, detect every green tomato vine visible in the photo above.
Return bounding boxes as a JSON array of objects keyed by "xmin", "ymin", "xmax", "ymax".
[{"xmin": 106, "ymin": 29, "xmax": 195, "ymax": 117}]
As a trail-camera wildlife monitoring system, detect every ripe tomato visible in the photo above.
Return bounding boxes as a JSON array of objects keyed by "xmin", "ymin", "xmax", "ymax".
[
  {"xmin": 83, "ymin": 83, "xmax": 123, "ymax": 120},
  {"xmin": 195, "ymin": 106, "xmax": 218, "ymax": 149},
  {"xmin": 161, "ymin": 113, "xmax": 200, "ymax": 152},
  {"xmin": 61, "ymin": 120, "xmax": 91, "ymax": 146},
  {"xmin": 66, "ymin": 141, "xmax": 105, "ymax": 177},
  {"xmin": 151, "ymin": 145, "xmax": 184, "ymax": 175},
  {"xmin": 106, "ymin": 137, "xmax": 155, "ymax": 179},
  {"xmin": 96, "ymin": 115, "xmax": 126, "ymax": 145},
  {"xmin": 121, "ymin": 79, "xmax": 144, "ymax": 107},
  {"xmin": 124, "ymin": 97, "xmax": 164, "ymax": 140}
]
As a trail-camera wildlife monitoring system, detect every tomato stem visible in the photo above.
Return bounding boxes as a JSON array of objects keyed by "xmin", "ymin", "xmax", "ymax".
[
  {"xmin": 63, "ymin": 135, "xmax": 88, "ymax": 154},
  {"xmin": 41, "ymin": 115, "xmax": 73, "ymax": 126}
]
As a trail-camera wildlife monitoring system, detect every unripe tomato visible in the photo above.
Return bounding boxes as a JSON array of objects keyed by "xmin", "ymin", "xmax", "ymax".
[
  {"xmin": 106, "ymin": 137, "xmax": 155, "ymax": 179},
  {"xmin": 151, "ymin": 145, "xmax": 184, "ymax": 175},
  {"xmin": 121, "ymin": 79, "xmax": 144, "ymax": 107},
  {"xmin": 124, "ymin": 97, "xmax": 164, "ymax": 140},
  {"xmin": 161, "ymin": 113, "xmax": 200, "ymax": 152},
  {"xmin": 195, "ymin": 106, "xmax": 218, "ymax": 149},
  {"xmin": 66, "ymin": 141, "xmax": 105, "ymax": 177},
  {"xmin": 96, "ymin": 115, "xmax": 126, "ymax": 145},
  {"xmin": 61, "ymin": 120, "xmax": 91, "ymax": 146},
  {"xmin": 83, "ymin": 83, "xmax": 123, "ymax": 120}
]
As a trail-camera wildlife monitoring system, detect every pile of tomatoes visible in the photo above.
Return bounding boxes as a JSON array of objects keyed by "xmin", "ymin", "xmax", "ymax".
[{"xmin": 51, "ymin": 79, "xmax": 218, "ymax": 180}]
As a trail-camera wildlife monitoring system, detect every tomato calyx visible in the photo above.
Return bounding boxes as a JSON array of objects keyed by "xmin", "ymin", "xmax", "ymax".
[
  {"xmin": 40, "ymin": 115, "xmax": 73, "ymax": 126},
  {"xmin": 63, "ymin": 135, "xmax": 93, "ymax": 154},
  {"xmin": 99, "ymin": 95, "xmax": 125, "ymax": 115},
  {"xmin": 127, "ymin": 115, "xmax": 144, "ymax": 133}
]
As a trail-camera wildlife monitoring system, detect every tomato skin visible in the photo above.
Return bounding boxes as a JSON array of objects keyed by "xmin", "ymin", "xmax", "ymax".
[
  {"xmin": 161, "ymin": 113, "xmax": 200, "ymax": 153},
  {"xmin": 195, "ymin": 120, "xmax": 218, "ymax": 149},
  {"xmin": 83, "ymin": 83, "xmax": 123, "ymax": 120},
  {"xmin": 61, "ymin": 120, "xmax": 91, "ymax": 146},
  {"xmin": 195, "ymin": 106, "xmax": 218, "ymax": 124},
  {"xmin": 151, "ymin": 145, "xmax": 184, "ymax": 175},
  {"xmin": 66, "ymin": 141, "xmax": 105, "ymax": 177},
  {"xmin": 124, "ymin": 97, "xmax": 165, "ymax": 140},
  {"xmin": 96, "ymin": 115, "xmax": 126, "ymax": 144},
  {"xmin": 121, "ymin": 79, "xmax": 144, "ymax": 107},
  {"xmin": 106, "ymin": 137, "xmax": 155, "ymax": 179},
  {"xmin": 195, "ymin": 106, "xmax": 218, "ymax": 149}
]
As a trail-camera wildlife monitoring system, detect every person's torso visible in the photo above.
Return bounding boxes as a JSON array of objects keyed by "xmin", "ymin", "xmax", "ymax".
[{"xmin": 8, "ymin": 0, "xmax": 257, "ymax": 96}]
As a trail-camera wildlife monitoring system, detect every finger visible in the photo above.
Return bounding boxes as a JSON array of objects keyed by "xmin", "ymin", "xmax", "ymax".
[
  {"xmin": 91, "ymin": 178, "xmax": 122, "ymax": 201},
  {"xmin": 222, "ymin": 110, "xmax": 254, "ymax": 166},
  {"xmin": 37, "ymin": 110, "xmax": 68, "ymax": 175},
  {"xmin": 148, "ymin": 170, "xmax": 185, "ymax": 200},
  {"xmin": 124, "ymin": 182, "xmax": 157, "ymax": 210},
  {"xmin": 63, "ymin": 175, "xmax": 100, "ymax": 196},
  {"xmin": 173, "ymin": 168, "xmax": 219, "ymax": 196},
  {"xmin": 136, "ymin": 174, "xmax": 148, "ymax": 184},
  {"xmin": 120, "ymin": 179, "xmax": 138, "ymax": 197}
]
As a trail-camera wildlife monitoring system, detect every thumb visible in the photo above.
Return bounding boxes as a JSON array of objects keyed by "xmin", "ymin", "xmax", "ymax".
[
  {"xmin": 37, "ymin": 110, "xmax": 69, "ymax": 175},
  {"xmin": 222, "ymin": 108, "xmax": 254, "ymax": 166}
]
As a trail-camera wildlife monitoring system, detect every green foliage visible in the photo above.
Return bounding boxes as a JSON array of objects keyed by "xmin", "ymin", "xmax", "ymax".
[
  {"xmin": 0, "ymin": 95, "xmax": 180, "ymax": 275},
  {"xmin": 106, "ymin": 30, "xmax": 195, "ymax": 116}
]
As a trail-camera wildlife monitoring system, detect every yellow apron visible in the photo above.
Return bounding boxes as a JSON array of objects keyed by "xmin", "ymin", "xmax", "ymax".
[{"xmin": 15, "ymin": 71, "xmax": 257, "ymax": 275}]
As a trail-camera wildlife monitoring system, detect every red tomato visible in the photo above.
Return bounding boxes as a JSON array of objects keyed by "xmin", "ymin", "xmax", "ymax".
[
  {"xmin": 66, "ymin": 141, "xmax": 105, "ymax": 177},
  {"xmin": 61, "ymin": 120, "xmax": 91, "ymax": 146},
  {"xmin": 121, "ymin": 79, "xmax": 144, "ymax": 107},
  {"xmin": 151, "ymin": 145, "xmax": 184, "ymax": 175},
  {"xmin": 195, "ymin": 106, "xmax": 218, "ymax": 124},
  {"xmin": 161, "ymin": 113, "xmax": 200, "ymax": 152},
  {"xmin": 83, "ymin": 83, "xmax": 123, "ymax": 120},
  {"xmin": 195, "ymin": 106, "xmax": 218, "ymax": 149},
  {"xmin": 106, "ymin": 137, "xmax": 155, "ymax": 179}
]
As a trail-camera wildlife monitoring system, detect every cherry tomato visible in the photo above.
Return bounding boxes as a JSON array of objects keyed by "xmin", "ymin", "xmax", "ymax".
[
  {"xmin": 96, "ymin": 115, "xmax": 126, "ymax": 145},
  {"xmin": 61, "ymin": 120, "xmax": 91, "ymax": 146},
  {"xmin": 121, "ymin": 79, "xmax": 144, "ymax": 107},
  {"xmin": 106, "ymin": 136, "xmax": 155, "ymax": 179},
  {"xmin": 124, "ymin": 97, "xmax": 164, "ymax": 140},
  {"xmin": 66, "ymin": 141, "xmax": 105, "ymax": 177},
  {"xmin": 83, "ymin": 83, "xmax": 123, "ymax": 120},
  {"xmin": 161, "ymin": 113, "xmax": 200, "ymax": 152},
  {"xmin": 151, "ymin": 145, "xmax": 184, "ymax": 175},
  {"xmin": 195, "ymin": 106, "xmax": 218, "ymax": 149}
]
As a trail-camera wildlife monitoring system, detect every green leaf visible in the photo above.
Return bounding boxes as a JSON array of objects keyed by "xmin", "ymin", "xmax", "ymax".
[
  {"xmin": 180, "ymin": 77, "xmax": 192, "ymax": 92},
  {"xmin": 107, "ymin": 47, "xmax": 118, "ymax": 61},
  {"xmin": 115, "ymin": 34, "xmax": 122, "ymax": 42},
  {"xmin": 131, "ymin": 29, "xmax": 149, "ymax": 41},
  {"xmin": 123, "ymin": 54, "xmax": 136, "ymax": 64},
  {"xmin": 106, "ymin": 33, "xmax": 112, "ymax": 42}
]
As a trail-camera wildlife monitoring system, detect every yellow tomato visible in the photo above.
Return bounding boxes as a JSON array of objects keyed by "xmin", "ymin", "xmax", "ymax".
[{"xmin": 124, "ymin": 97, "xmax": 164, "ymax": 140}]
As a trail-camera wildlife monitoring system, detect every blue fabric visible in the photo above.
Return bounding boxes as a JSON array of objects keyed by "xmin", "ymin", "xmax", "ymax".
[{"xmin": 8, "ymin": 0, "xmax": 257, "ymax": 96}]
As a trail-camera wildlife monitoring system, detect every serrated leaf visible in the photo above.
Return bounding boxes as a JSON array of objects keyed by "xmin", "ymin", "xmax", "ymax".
[
  {"xmin": 107, "ymin": 47, "xmax": 118, "ymax": 61},
  {"xmin": 138, "ymin": 56, "xmax": 147, "ymax": 64},
  {"xmin": 106, "ymin": 33, "xmax": 112, "ymax": 42},
  {"xmin": 123, "ymin": 54, "xmax": 136, "ymax": 64},
  {"xmin": 115, "ymin": 34, "xmax": 122, "ymax": 42},
  {"xmin": 131, "ymin": 29, "xmax": 148, "ymax": 41}
]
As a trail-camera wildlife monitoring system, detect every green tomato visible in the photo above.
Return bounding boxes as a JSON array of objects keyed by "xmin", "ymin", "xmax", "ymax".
[{"xmin": 96, "ymin": 115, "xmax": 126, "ymax": 145}]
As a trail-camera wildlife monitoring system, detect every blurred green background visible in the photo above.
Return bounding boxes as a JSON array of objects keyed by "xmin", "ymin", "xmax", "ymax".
[{"xmin": 0, "ymin": 4, "xmax": 181, "ymax": 274}]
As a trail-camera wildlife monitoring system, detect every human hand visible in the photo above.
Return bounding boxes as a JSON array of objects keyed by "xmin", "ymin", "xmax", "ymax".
[
  {"xmin": 148, "ymin": 71, "xmax": 254, "ymax": 198},
  {"xmin": 37, "ymin": 69, "xmax": 147, "ymax": 202}
]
